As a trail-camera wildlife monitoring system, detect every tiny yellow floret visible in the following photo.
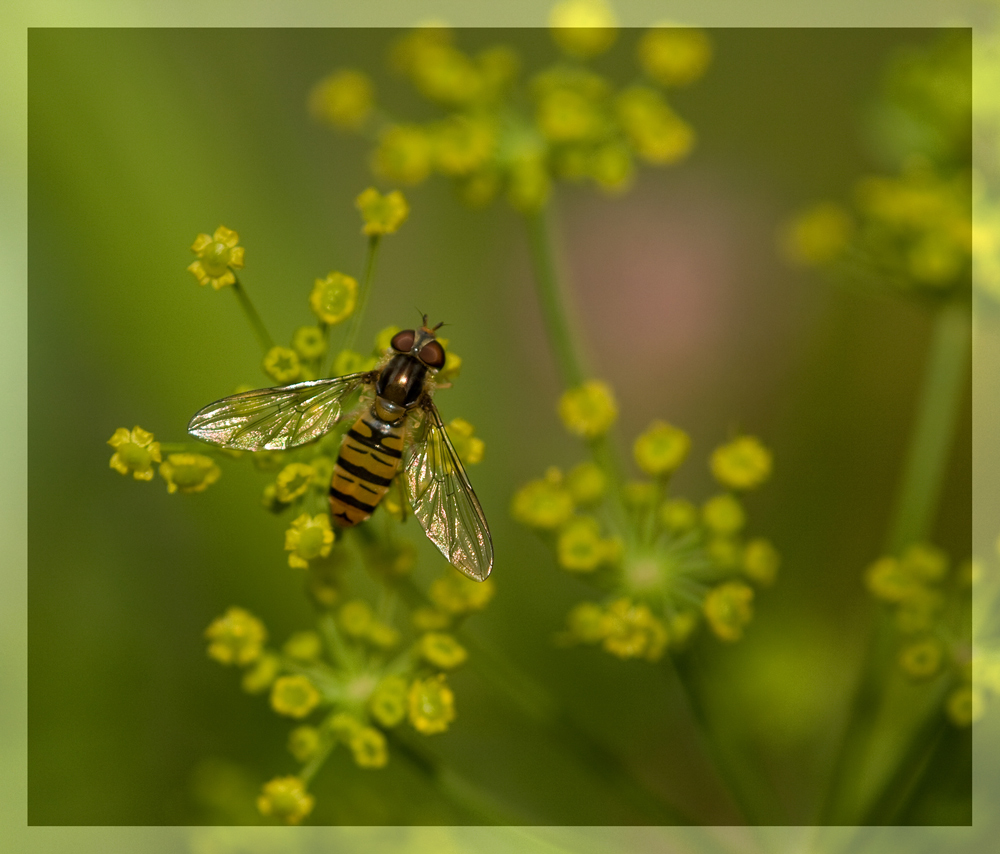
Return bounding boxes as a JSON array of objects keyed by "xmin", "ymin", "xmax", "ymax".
[
  {"xmin": 369, "ymin": 675, "xmax": 409, "ymax": 727},
  {"xmin": 373, "ymin": 125, "xmax": 433, "ymax": 185},
  {"xmin": 418, "ymin": 632, "xmax": 469, "ymax": 669},
  {"xmin": 710, "ymin": 436, "xmax": 772, "ymax": 491},
  {"xmin": 349, "ymin": 726, "xmax": 389, "ymax": 769},
  {"xmin": 566, "ymin": 461, "xmax": 607, "ymax": 504},
  {"xmin": 600, "ymin": 598, "xmax": 668, "ymax": 662},
  {"xmin": 660, "ymin": 497, "xmax": 698, "ymax": 532},
  {"xmin": 557, "ymin": 516, "xmax": 606, "ymax": 573},
  {"xmin": 446, "ymin": 417, "xmax": 485, "ymax": 465},
  {"xmin": 702, "ymin": 494, "xmax": 746, "ymax": 535},
  {"xmin": 284, "ymin": 514, "xmax": 335, "ymax": 568},
  {"xmin": 898, "ymin": 637, "xmax": 945, "ymax": 679},
  {"xmin": 205, "ymin": 606, "xmax": 267, "ymax": 666},
  {"xmin": 270, "ymin": 674, "xmax": 321, "ymax": 719},
  {"xmin": 159, "ymin": 453, "xmax": 220, "ymax": 494},
  {"xmin": 946, "ymin": 685, "xmax": 984, "ymax": 727},
  {"xmin": 282, "ymin": 630, "xmax": 322, "ymax": 662},
  {"xmin": 338, "ymin": 599, "xmax": 374, "ymax": 637},
  {"xmin": 549, "ymin": 0, "xmax": 618, "ymax": 59},
  {"xmin": 780, "ymin": 203, "xmax": 853, "ymax": 266},
  {"xmin": 511, "ymin": 471, "xmax": 575, "ymax": 529},
  {"xmin": 256, "ymin": 776, "xmax": 314, "ymax": 825},
  {"xmin": 704, "ymin": 581, "xmax": 754, "ymax": 641},
  {"xmin": 262, "ymin": 346, "xmax": 301, "ymax": 384},
  {"xmin": 291, "ymin": 326, "xmax": 327, "ymax": 360},
  {"xmin": 634, "ymin": 420, "xmax": 690, "ymax": 476},
  {"xmin": 188, "ymin": 225, "xmax": 244, "ymax": 290},
  {"xmin": 274, "ymin": 463, "xmax": 315, "ymax": 503},
  {"xmin": 108, "ymin": 425, "xmax": 161, "ymax": 481},
  {"xmin": 309, "ymin": 69, "xmax": 374, "ymax": 130},
  {"xmin": 565, "ymin": 601, "xmax": 606, "ymax": 644},
  {"xmin": 309, "ymin": 272, "xmax": 358, "ymax": 325},
  {"xmin": 638, "ymin": 25, "xmax": 712, "ymax": 87},
  {"xmin": 408, "ymin": 675, "xmax": 457, "ymax": 734},
  {"xmin": 429, "ymin": 569, "xmax": 497, "ymax": 614},
  {"xmin": 356, "ymin": 187, "xmax": 410, "ymax": 236},
  {"xmin": 559, "ymin": 380, "xmax": 618, "ymax": 439},
  {"xmin": 288, "ymin": 725, "xmax": 322, "ymax": 762},
  {"xmin": 743, "ymin": 538, "xmax": 780, "ymax": 586},
  {"xmin": 241, "ymin": 652, "xmax": 280, "ymax": 694}
]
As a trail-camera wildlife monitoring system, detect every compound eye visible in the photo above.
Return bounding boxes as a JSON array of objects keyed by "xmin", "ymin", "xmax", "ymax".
[
  {"xmin": 419, "ymin": 340, "xmax": 445, "ymax": 369},
  {"xmin": 390, "ymin": 330, "xmax": 415, "ymax": 352}
]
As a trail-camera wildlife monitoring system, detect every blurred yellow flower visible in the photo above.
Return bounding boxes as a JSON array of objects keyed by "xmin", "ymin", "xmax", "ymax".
[
  {"xmin": 188, "ymin": 225, "xmax": 244, "ymax": 290},
  {"xmin": 159, "ymin": 453, "xmax": 221, "ymax": 494},
  {"xmin": 309, "ymin": 69, "xmax": 374, "ymax": 130},
  {"xmin": 256, "ymin": 776, "xmax": 314, "ymax": 825},
  {"xmin": 446, "ymin": 417, "xmax": 484, "ymax": 465},
  {"xmin": 373, "ymin": 124, "xmax": 433, "ymax": 185},
  {"xmin": 704, "ymin": 581, "xmax": 754, "ymax": 641},
  {"xmin": 549, "ymin": 0, "xmax": 618, "ymax": 59},
  {"xmin": 309, "ymin": 272, "xmax": 357, "ymax": 325},
  {"xmin": 633, "ymin": 420, "xmax": 690, "ymax": 476},
  {"xmin": 710, "ymin": 436, "xmax": 772, "ymax": 491},
  {"xmin": 511, "ymin": 469, "xmax": 575, "ymax": 529},
  {"xmin": 638, "ymin": 25, "xmax": 712, "ymax": 87},
  {"xmin": 205, "ymin": 606, "xmax": 267, "ymax": 666},
  {"xmin": 408, "ymin": 675, "xmax": 456, "ymax": 734},
  {"xmin": 270, "ymin": 674, "xmax": 321, "ymax": 719},
  {"xmin": 355, "ymin": 187, "xmax": 410, "ymax": 235},
  {"xmin": 558, "ymin": 380, "xmax": 618, "ymax": 439},
  {"xmin": 779, "ymin": 202, "xmax": 854, "ymax": 266},
  {"xmin": 108, "ymin": 425, "xmax": 161, "ymax": 481}
]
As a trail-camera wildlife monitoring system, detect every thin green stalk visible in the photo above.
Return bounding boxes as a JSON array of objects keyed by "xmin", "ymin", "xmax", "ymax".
[
  {"xmin": 230, "ymin": 275, "xmax": 274, "ymax": 353},
  {"xmin": 523, "ymin": 209, "xmax": 587, "ymax": 388},
  {"xmin": 817, "ymin": 301, "xmax": 971, "ymax": 825},
  {"xmin": 341, "ymin": 235, "xmax": 382, "ymax": 357}
]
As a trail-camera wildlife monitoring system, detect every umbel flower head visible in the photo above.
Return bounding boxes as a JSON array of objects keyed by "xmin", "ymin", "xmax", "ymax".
[
  {"xmin": 312, "ymin": 21, "xmax": 712, "ymax": 211},
  {"xmin": 514, "ymin": 382, "xmax": 776, "ymax": 663}
]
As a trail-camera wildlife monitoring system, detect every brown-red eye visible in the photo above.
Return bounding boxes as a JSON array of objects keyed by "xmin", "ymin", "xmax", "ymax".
[
  {"xmin": 419, "ymin": 340, "xmax": 445, "ymax": 369},
  {"xmin": 391, "ymin": 330, "xmax": 415, "ymax": 352}
]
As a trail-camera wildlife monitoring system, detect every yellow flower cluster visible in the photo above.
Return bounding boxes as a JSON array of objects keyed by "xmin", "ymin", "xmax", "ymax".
[
  {"xmin": 315, "ymin": 23, "xmax": 711, "ymax": 211},
  {"xmin": 865, "ymin": 543, "xmax": 976, "ymax": 725}
]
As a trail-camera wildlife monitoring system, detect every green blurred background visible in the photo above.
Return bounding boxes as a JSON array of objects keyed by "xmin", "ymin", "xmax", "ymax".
[{"xmin": 28, "ymin": 27, "xmax": 971, "ymax": 827}]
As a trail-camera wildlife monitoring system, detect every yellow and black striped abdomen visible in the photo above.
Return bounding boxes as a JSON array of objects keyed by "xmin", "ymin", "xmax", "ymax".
[{"xmin": 329, "ymin": 414, "xmax": 405, "ymax": 527}]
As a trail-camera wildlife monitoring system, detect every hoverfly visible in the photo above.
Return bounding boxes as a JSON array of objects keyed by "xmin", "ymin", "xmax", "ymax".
[{"xmin": 187, "ymin": 318, "xmax": 493, "ymax": 581}]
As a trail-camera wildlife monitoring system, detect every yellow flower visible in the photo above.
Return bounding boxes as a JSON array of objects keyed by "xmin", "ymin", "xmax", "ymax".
[
  {"xmin": 638, "ymin": 25, "xmax": 712, "ymax": 87},
  {"xmin": 256, "ymin": 776, "xmax": 314, "ymax": 825},
  {"xmin": 349, "ymin": 726, "xmax": 389, "ymax": 768},
  {"xmin": 900, "ymin": 543, "xmax": 948, "ymax": 582},
  {"xmin": 558, "ymin": 380, "xmax": 618, "ymax": 439},
  {"xmin": 355, "ymin": 187, "xmax": 410, "ymax": 236},
  {"xmin": 413, "ymin": 607, "xmax": 451, "ymax": 631},
  {"xmin": 588, "ymin": 142, "xmax": 634, "ymax": 193},
  {"xmin": 616, "ymin": 86, "xmax": 694, "ymax": 165},
  {"xmin": 549, "ymin": 0, "xmax": 618, "ymax": 59},
  {"xmin": 241, "ymin": 652, "xmax": 280, "ymax": 694},
  {"xmin": 287, "ymin": 725, "xmax": 322, "ymax": 762},
  {"xmin": 284, "ymin": 513, "xmax": 335, "ymax": 568},
  {"xmin": 108, "ymin": 426, "xmax": 161, "ymax": 481},
  {"xmin": 373, "ymin": 125, "xmax": 433, "ymax": 185},
  {"xmin": 743, "ymin": 538, "xmax": 780, "ymax": 586},
  {"xmin": 331, "ymin": 348, "xmax": 377, "ymax": 376},
  {"xmin": 394, "ymin": 28, "xmax": 484, "ymax": 106},
  {"xmin": 566, "ymin": 461, "xmax": 606, "ymax": 505},
  {"xmin": 433, "ymin": 114, "xmax": 495, "ymax": 176},
  {"xmin": 946, "ymin": 685, "xmax": 985, "ymax": 727},
  {"xmin": 864, "ymin": 556, "xmax": 923, "ymax": 603},
  {"xmin": 291, "ymin": 326, "xmax": 327, "ymax": 360},
  {"xmin": 369, "ymin": 675, "xmax": 409, "ymax": 727},
  {"xmin": 282, "ymin": 630, "xmax": 322, "ymax": 662},
  {"xmin": 205, "ymin": 606, "xmax": 267, "ymax": 666},
  {"xmin": 704, "ymin": 581, "xmax": 754, "ymax": 641},
  {"xmin": 564, "ymin": 602, "xmax": 606, "ymax": 644},
  {"xmin": 408, "ymin": 675, "xmax": 456, "ymax": 734},
  {"xmin": 308, "ymin": 69, "xmax": 374, "ymax": 130},
  {"xmin": 633, "ymin": 420, "xmax": 690, "ymax": 476},
  {"xmin": 366, "ymin": 621, "xmax": 400, "ymax": 650},
  {"xmin": 660, "ymin": 497, "xmax": 698, "ymax": 531},
  {"xmin": 600, "ymin": 598, "xmax": 668, "ymax": 662},
  {"xmin": 188, "ymin": 225, "xmax": 244, "ymax": 290},
  {"xmin": 338, "ymin": 599, "xmax": 373, "ymax": 637},
  {"xmin": 557, "ymin": 516, "xmax": 605, "ymax": 573},
  {"xmin": 710, "ymin": 436, "xmax": 772, "ymax": 490},
  {"xmin": 270, "ymin": 674, "xmax": 321, "ymax": 718},
  {"xmin": 707, "ymin": 537, "xmax": 741, "ymax": 570},
  {"xmin": 535, "ymin": 85, "xmax": 608, "ymax": 144},
  {"xmin": 429, "ymin": 569, "xmax": 497, "ymax": 614},
  {"xmin": 262, "ymin": 346, "xmax": 301, "ymax": 384},
  {"xmin": 898, "ymin": 637, "xmax": 945, "ymax": 679},
  {"xmin": 446, "ymin": 417, "xmax": 485, "ymax": 465},
  {"xmin": 418, "ymin": 632, "xmax": 468, "ymax": 669},
  {"xmin": 159, "ymin": 453, "xmax": 220, "ymax": 494},
  {"xmin": 702, "ymin": 494, "xmax": 746, "ymax": 535},
  {"xmin": 274, "ymin": 463, "xmax": 315, "ymax": 503},
  {"xmin": 511, "ymin": 469, "xmax": 575, "ymax": 529},
  {"xmin": 309, "ymin": 272, "xmax": 358, "ymax": 325},
  {"xmin": 779, "ymin": 203, "xmax": 853, "ymax": 266}
]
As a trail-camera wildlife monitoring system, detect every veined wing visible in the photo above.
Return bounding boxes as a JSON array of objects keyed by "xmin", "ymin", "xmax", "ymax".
[
  {"xmin": 402, "ymin": 402, "xmax": 493, "ymax": 581},
  {"xmin": 188, "ymin": 373, "xmax": 369, "ymax": 451}
]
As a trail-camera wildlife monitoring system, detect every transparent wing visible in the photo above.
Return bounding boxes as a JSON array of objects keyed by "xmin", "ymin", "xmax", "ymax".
[
  {"xmin": 402, "ymin": 403, "xmax": 493, "ymax": 581},
  {"xmin": 187, "ymin": 373, "xmax": 369, "ymax": 451}
]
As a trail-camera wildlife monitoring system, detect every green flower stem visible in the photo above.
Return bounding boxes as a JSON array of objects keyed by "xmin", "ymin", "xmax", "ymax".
[
  {"xmin": 230, "ymin": 275, "xmax": 275, "ymax": 353},
  {"xmin": 341, "ymin": 235, "xmax": 382, "ymax": 358},
  {"xmin": 523, "ymin": 209, "xmax": 587, "ymax": 389},
  {"xmin": 318, "ymin": 612, "xmax": 359, "ymax": 673},
  {"xmin": 668, "ymin": 652, "xmax": 785, "ymax": 828},
  {"xmin": 298, "ymin": 732, "xmax": 337, "ymax": 786},
  {"xmin": 388, "ymin": 730, "xmax": 533, "ymax": 824},
  {"xmin": 817, "ymin": 301, "xmax": 971, "ymax": 825}
]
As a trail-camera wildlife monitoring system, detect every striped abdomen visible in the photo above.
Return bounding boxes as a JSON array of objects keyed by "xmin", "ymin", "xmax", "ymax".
[{"xmin": 329, "ymin": 414, "xmax": 405, "ymax": 527}]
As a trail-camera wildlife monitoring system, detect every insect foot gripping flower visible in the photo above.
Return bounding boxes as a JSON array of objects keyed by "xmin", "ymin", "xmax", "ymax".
[
  {"xmin": 108, "ymin": 426, "xmax": 161, "ymax": 480},
  {"xmin": 520, "ymin": 415, "xmax": 776, "ymax": 664},
  {"xmin": 313, "ymin": 24, "xmax": 710, "ymax": 208},
  {"xmin": 866, "ymin": 543, "xmax": 981, "ymax": 726},
  {"xmin": 188, "ymin": 226, "xmax": 244, "ymax": 290}
]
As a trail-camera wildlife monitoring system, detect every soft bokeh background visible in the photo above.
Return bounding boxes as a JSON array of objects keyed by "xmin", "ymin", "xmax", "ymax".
[{"xmin": 20, "ymin": 17, "xmax": 982, "ymax": 848}]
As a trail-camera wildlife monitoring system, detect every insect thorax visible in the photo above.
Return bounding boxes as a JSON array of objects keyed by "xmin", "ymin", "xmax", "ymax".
[{"xmin": 375, "ymin": 354, "xmax": 429, "ymax": 411}]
